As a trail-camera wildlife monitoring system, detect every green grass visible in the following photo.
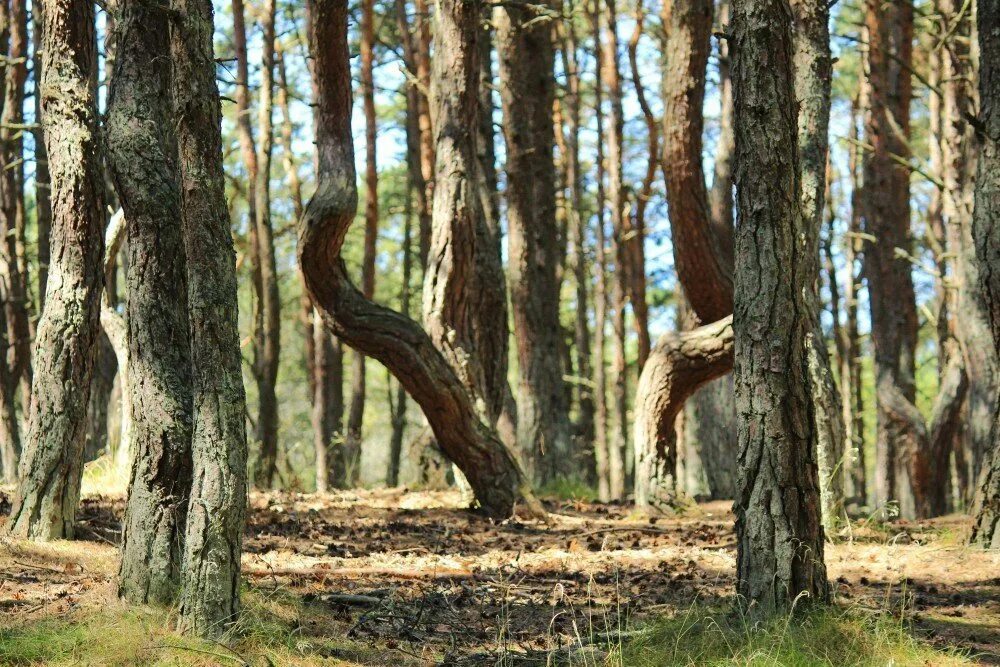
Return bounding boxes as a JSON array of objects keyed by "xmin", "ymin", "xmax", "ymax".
[
  {"xmin": 619, "ymin": 605, "xmax": 973, "ymax": 667},
  {"xmin": 538, "ymin": 478, "xmax": 600, "ymax": 502},
  {"xmin": 0, "ymin": 590, "xmax": 381, "ymax": 666}
]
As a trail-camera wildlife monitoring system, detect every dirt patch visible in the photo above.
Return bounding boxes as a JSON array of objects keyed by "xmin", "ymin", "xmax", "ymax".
[{"xmin": 1, "ymin": 489, "xmax": 998, "ymax": 664}]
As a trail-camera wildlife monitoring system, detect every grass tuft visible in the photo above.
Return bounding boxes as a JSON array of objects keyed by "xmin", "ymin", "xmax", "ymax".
[{"xmin": 619, "ymin": 605, "xmax": 973, "ymax": 667}]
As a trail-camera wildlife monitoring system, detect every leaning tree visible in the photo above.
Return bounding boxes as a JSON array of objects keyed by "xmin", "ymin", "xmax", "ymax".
[{"xmin": 298, "ymin": 0, "xmax": 542, "ymax": 520}]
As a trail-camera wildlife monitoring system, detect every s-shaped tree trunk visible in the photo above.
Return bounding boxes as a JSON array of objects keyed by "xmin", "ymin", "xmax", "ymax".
[{"xmin": 299, "ymin": 0, "xmax": 541, "ymax": 521}]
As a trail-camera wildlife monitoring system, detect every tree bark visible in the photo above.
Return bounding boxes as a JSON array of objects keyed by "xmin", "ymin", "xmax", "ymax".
[
  {"xmin": 171, "ymin": 0, "xmax": 249, "ymax": 636},
  {"xmin": 495, "ymin": 0, "xmax": 571, "ymax": 485},
  {"xmin": 251, "ymin": 0, "xmax": 281, "ymax": 489},
  {"xmin": 5, "ymin": 0, "xmax": 104, "ymax": 541},
  {"xmin": 299, "ymin": 0, "xmax": 541, "ymax": 521},
  {"xmin": 423, "ymin": 0, "xmax": 515, "ymax": 444},
  {"xmin": 731, "ymin": 0, "xmax": 828, "ymax": 612},
  {"xmin": 33, "ymin": 2, "xmax": 50, "ymax": 311},
  {"xmin": 969, "ymin": 0, "xmax": 1000, "ymax": 548},
  {"xmin": 790, "ymin": 0, "xmax": 846, "ymax": 531},
  {"xmin": 106, "ymin": 0, "xmax": 194, "ymax": 604}
]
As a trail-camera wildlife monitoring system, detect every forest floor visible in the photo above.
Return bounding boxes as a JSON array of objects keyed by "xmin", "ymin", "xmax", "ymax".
[{"xmin": 0, "ymin": 487, "xmax": 999, "ymax": 665}]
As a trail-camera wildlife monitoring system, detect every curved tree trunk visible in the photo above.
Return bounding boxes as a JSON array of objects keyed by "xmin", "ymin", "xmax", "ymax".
[
  {"xmin": 731, "ymin": 0, "xmax": 828, "ymax": 612},
  {"xmin": 5, "ymin": 0, "xmax": 104, "ymax": 541},
  {"xmin": 299, "ymin": 0, "xmax": 541, "ymax": 521},
  {"xmin": 634, "ymin": 317, "xmax": 733, "ymax": 508},
  {"xmin": 106, "ymin": 1, "xmax": 194, "ymax": 605},
  {"xmin": 171, "ymin": 0, "xmax": 249, "ymax": 636}
]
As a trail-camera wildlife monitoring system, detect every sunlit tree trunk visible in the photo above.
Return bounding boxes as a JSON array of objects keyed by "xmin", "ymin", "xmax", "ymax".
[
  {"xmin": 5, "ymin": 0, "xmax": 104, "ymax": 540},
  {"xmin": 171, "ymin": 0, "xmax": 249, "ymax": 635},
  {"xmin": 299, "ymin": 0, "xmax": 542, "ymax": 520},
  {"xmin": 106, "ymin": 0, "xmax": 193, "ymax": 604},
  {"xmin": 731, "ymin": 0, "xmax": 828, "ymax": 612}
]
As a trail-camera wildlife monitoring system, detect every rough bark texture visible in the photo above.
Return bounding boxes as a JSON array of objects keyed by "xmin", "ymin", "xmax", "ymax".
[
  {"xmin": 970, "ymin": 0, "xmax": 1000, "ymax": 548},
  {"xmin": 495, "ymin": 0, "xmax": 570, "ymax": 485},
  {"xmin": 171, "ymin": 0, "xmax": 249, "ymax": 636},
  {"xmin": 33, "ymin": 2, "xmax": 50, "ymax": 311},
  {"xmin": 4, "ymin": 0, "xmax": 104, "ymax": 541},
  {"xmin": 107, "ymin": 0, "xmax": 194, "ymax": 605},
  {"xmin": 299, "ymin": 0, "xmax": 541, "ymax": 521},
  {"xmin": 251, "ymin": 0, "xmax": 281, "ymax": 489},
  {"xmin": 634, "ymin": 317, "xmax": 734, "ymax": 508},
  {"xmin": 791, "ymin": 0, "xmax": 846, "ymax": 530},
  {"xmin": 731, "ymin": 0, "xmax": 828, "ymax": 613},
  {"xmin": 423, "ymin": 0, "xmax": 515, "ymax": 443}
]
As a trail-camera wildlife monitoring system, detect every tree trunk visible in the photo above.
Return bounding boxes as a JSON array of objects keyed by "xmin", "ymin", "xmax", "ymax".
[
  {"xmin": 589, "ymin": 2, "xmax": 611, "ymax": 502},
  {"xmin": 862, "ymin": 0, "xmax": 920, "ymax": 518},
  {"xmin": 603, "ymin": 0, "xmax": 628, "ymax": 499},
  {"xmin": 33, "ymin": 2, "xmax": 51, "ymax": 311},
  {"xmin": 5, "ymin": 0, "xmax": 104, "ymax": 541},
  {"xmin": 342, "ymin": 0, "xmax": 379, "ymax": 487},
  {"xmin": 251, "ymin": 0, "xmax": 281, "ymax": 489},
  {"xmin": 627, "ymin": 0, "xmax": 654, "ymax": 367},
  {"xmin": 969, "ymin": 0, "xmax": 1000, "ymax": 548},
  {"xmin": 731, "ymin": 0, "xmax": 828, "ymax": 612},
  {"xmin": 424, "ymin": 0, "xmax": 516, "ymax": 448},
  {"xmin": 791, "ymin": 0, "xmax": 846, "ymax": 531},
  {"xmin": 106, "ymin": 0, "xmax": 194, "ymax": 604},
  {"xmin": 299, "ymin": 0, "xmax": 541, "ymax": 521},
  {"xmin": 171, "ymin": 0, "xmax": 249, "ymax": 636},
  {"xmin": 387, "ymin": 209, "xmax": 413, "ymax": 488},
  {"xmin": 495, "ymin": 0, "xmax": 571, "ymax": 485},
  {"xmin": 414, "ymin": 0, "xmax": 434, "ymax": 270}
]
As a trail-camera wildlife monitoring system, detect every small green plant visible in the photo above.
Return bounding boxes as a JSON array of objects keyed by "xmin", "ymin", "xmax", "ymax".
[{"xmin": 538, "ymin": 478, "xmax": 600, "ymax": 502}]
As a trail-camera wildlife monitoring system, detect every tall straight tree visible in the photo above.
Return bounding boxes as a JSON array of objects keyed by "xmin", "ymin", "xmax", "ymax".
[
  {"xmin": 423, "ymin": 0, "xmax": 515, "ymax": 443},
  {"xmin": 106, "ymin": 0, "xmax": 193, "ymax": 604},
  {"xmin": 344, "ymin": 0, "xmax": 379, "ymax": 485},
  {"xmin": 731, "ymin": 0, "xmax": 827, "ymax": 613},
  {"xmin": 5, "ymin": 0, "xmax": 104, "ymax": 540},
  {"xmin": 299, "ymin": 0, "xmax": 542, "ymax": 520},
  {"xmin": 970, "ymin": 0, "xmax": 1000, "ymax": 548},
  {"xmin": 864, "ymin": 0, "xmax": 965, "ymax": 519},
  {"xmin": 171, "ymin": 0, "xmax": 249, "ymax": 635},
  {"xmin": 495, "ymin": 0, "xmax": 570, "ymax": 483},
  {"xmin": 251, "ymin": 0, "xmax": 282, "ymax": 489}
]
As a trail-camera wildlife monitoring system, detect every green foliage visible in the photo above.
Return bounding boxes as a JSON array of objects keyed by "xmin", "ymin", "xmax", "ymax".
[
  {"xmin": 538, "ymin": 477, "xmax": 600, "ymax": 502},
  {"xmin": 620, "ymin": 606, "xmax": 971, "ymax": 667}
]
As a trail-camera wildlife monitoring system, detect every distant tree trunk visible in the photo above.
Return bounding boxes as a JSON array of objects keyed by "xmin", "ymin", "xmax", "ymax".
[
  {"xmin": 791, "ymin": 0, "xmax": 846, "ymax": 531},
  {"xmin": 299, "ymin": 0, "xmax": 542, "ymax": 520},
  {"xmin": 560, "ymin": 4, "xmax": 595, "ymax": 459},
  {"xmin": 424, "ymin": 0, "xmax": 516, "ymax": 451},
  {"xmin": 33, "ymin": 3, "xmax": 51, "ymax": 310},
  {"xmin": 864, "ymin": 0, "xmax": 962, "ymax": 519},
  {"xmin": 969, "ymin": 0, "xmax": 1000, "ymax": 548},
  {"xmin": 251, "ymin": 0, "xmax": 281, "ymax": 489},
  {"xmin": 495, "ymin": 0, "xmax": 571, "ymax": 485},
  {"xmin": 342, "ymin": 0, "xmax": 379, "ymax": 487},
  {"xmin": 171, "ymin": 0, "xmax": 249, "ymax": 636},
  {"xmin": 5, "ymin": 0, "xmax": 104, "ymax": 541},
  {"xmin": 603, "ymin": 0, "xmax": 628, "ymax": 499},
  {"xmin": 414, "ymin": 0, "xmax": 435, "ymax": 270},
  {"xmin": 106, "ymin": 0, "xmax": 193, "ymax": 603},
  {"xmin": 0, "ymin": 0, "xmax": 30, "ymax": 481},
  {"xmin": 626, "ymin": 0, "xmax": 654, "ymax": 367},
  {"xmin": 589, "ymin": 2, "xmax": 611, "ymax": 501},
  {"xmin": 387, "ymin": 211, "xmax": 413, "ymax": 488},
  {"xmin": 731, "ymin": 0, "xmax": 828, "ymax": 612},
  {"xmin": 938, "ymin": 0, "xmax": 997, "ymax": 498}
]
